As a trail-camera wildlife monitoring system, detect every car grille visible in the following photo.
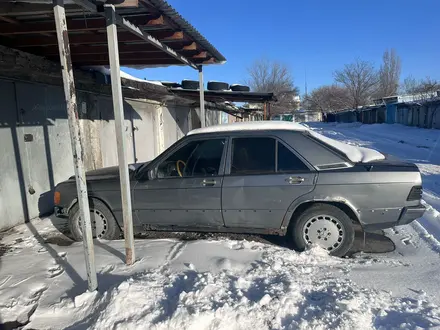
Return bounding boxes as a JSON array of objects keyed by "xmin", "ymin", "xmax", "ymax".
[{"xmin": 407, "ymin": 186, "xmax": 423, "ymax": 201}]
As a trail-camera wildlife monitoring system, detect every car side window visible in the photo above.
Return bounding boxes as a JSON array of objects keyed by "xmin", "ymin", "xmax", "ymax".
[
  {"xmin": 231, "ymin": 137, "xmax": 276, "ymax": 175},
  {"xmin": 277, "ymin": 141, "xmax": 309, "ymax": 172},
  {"xmin": 156, "ymin": 139, "xmax": 225, "ymax": 178}
]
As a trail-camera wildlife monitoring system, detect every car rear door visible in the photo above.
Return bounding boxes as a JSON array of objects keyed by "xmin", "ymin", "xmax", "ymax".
[
  {"xmin": 221, "ymin": 135, "xmax": 317, "ymax": 229},
  {"xmin": 133, "ymin": 136, "xmax": 227, "ymax": 228}
]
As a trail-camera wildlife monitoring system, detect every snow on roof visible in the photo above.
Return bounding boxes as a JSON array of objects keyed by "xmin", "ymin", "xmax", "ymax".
[
  {"xmin": 309, "ymin": 130, "xmax": 385, "ymax": 163},
  {"xmin": 188, "ymin": 121, "xmax": 384, "ymax": 163},
  {"xmin": 87, "ymin": 66, "xmax": 164, "ymax": 86},
  {"xmin": 120, "ymin": 70, "xmax": 163, "ymax": 86},
  {"xmin": 187, "ymin": 121, "xmax": 307, "ymax": 135}
]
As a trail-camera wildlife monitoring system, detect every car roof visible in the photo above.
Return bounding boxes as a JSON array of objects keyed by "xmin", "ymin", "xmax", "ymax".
[{"xmin": 187, "ymin": 121, "xmax": 307, "ymax": 136}]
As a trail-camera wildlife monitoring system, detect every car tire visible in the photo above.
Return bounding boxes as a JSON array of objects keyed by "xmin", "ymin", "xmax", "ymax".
[
  {"xmin": 230, "ymin": 84, "xmax": 250, "ymax": 92},
  {"xmin": 181, "ymin": 80, "xmax": 199, "ymax": 90},
  {"xmin": 289, "ymin": 203, "xmax": 355, "ymax": 257},
  {"xmin": 69, "ymin": 198, "xmax": 121, "ymax": 241},
  {"xmin": 207, "ymin": 81, "xmax": 229, "ymax": 91}
]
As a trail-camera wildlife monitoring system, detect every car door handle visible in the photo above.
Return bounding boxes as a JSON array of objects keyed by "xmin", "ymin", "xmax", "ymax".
[
  {"xmin": 201, "ymin": 179, "xmax": 216, "ymax": 187},
  {"xmin": 286, "ymin": 176, "xmax": 305, "ymax": 184}
]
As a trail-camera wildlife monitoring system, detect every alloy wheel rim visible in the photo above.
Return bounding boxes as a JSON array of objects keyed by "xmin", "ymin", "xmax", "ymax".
[
  {"xmin": 78, "ymin": 209, "xmax": 108, "ymax": 239},
  {"xmin": 303, "ymin": 214, "xmax": 345, "ymax": 251}
]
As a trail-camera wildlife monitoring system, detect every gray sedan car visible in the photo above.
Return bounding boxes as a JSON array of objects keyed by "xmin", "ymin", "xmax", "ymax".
[{"xmin": 54, "ymin": 122, "xmax": 425, "ymax": 256}]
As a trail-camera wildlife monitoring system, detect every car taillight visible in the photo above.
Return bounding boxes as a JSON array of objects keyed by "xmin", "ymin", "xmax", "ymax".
[
  {"xmin": 54, "ymin": 191, "xmax": 61, "ymax": 205},
  {"xmin": 407, "ymin": 186, "xmax": 422, "ymax": 201}
]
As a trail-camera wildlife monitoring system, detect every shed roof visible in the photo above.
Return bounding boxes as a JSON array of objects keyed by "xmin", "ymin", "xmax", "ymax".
[{"xmin": 0, "ymin": 0, "xmax": 225, "ymax": 67}]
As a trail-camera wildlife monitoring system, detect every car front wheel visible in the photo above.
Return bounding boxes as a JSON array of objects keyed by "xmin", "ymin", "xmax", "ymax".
[
  {"xmin": 290, "ymin": 203, "xmax": 355, "ymax": 257},
  {"xmin": 69, "ymin": 198, "xmax": 121, "ymax": 241}
]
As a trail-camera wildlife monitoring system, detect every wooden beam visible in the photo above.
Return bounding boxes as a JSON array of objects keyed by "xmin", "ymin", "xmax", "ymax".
[
  {"xmin": 0, "ymin": 15, "xmax": 165, "ymax": 35},
  {"xmin": 202, "ymin": 57, "xmax": 216, "ymax": 64},
  {"xmin": 58, "ymin": 52, "xmax": 175, "ymax": 62},
  {"xmin": 193, "ymin": 51, "xmax": 208, "ymax": 59},
  {"xmin": 107, "ymin": 0, "xmax": 139, "ymax": 7},
  {"xmin": 0, "ymin": 15, "xmax": 19, "ymax": 24},
  {"xmin": 72, "ymin": 0, "xmax": 197, "ymax": 69},
  {"xmin": 21, "ymin": 43, "xmax": 199, "ymax": 56},
  {"xmin": 73, "ymin": 58, "xmax": 206, "ymax": 66},
  {"xmin": 8, "ymin": 30, "xmax": 183, "ymax": 47},
  {"xmin": 0, "ymin": 3, "xmax": 80, "ymax": 16},
  {"xmin": 182, "ymin": 42, "xmax": 197, "ymax": 50}
]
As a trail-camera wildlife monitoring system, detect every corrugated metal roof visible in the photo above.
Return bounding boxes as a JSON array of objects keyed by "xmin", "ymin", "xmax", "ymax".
[{"xmin": 147, "ymin": 0, "xmax": 226, "ymax": 63}]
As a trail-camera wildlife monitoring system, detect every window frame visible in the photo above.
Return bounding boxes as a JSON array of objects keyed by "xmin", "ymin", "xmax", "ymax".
[
  {"xmin": 225, "ymin": 134, "xmax": 315, "ymax": 176},
  {"xmin": 147, "ymin": 135, "xmax": 229, "ymax": 180}
]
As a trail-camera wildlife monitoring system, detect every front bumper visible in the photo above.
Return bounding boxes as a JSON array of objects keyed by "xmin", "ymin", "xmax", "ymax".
[
  {"xmin": 54, "ymin": 206, "xmax": 68, "ymax": 217},
  {"xmin": 398, "ymin": 205, "xmax": 426, "ymax": 226}
]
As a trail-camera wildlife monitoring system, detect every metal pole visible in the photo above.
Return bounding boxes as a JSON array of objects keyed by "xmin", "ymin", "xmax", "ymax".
[
  {"xmin": 105, "ymin": 4, "xmax": 135, "ymax": 265},
  {"xmin": 53, "ymin": 0, "xmax": 97, "ymax": 291},
  {"xmin": 198, "ymin": 66, "xmax": 206, "ymax": 128}
]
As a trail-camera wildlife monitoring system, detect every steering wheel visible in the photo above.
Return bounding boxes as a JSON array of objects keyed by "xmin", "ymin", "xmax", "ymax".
[{"xmin": 176, "ymin": 160, "xmax": 186, "ymax": 177}]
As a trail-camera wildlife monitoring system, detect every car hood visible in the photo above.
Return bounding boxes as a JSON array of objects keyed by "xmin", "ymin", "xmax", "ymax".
[{"xmin": 69, "ymin": 162, "xmax": 149, "ymax": 180}]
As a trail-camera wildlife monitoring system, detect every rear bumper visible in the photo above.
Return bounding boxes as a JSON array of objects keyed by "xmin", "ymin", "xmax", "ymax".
[
  {"xmin": 362, "ymin": 205, "xmax": 426, "ymax": 232},
  {"xmin": 397, "ymin": 205, "xmax": 426, "ymax": 226}
]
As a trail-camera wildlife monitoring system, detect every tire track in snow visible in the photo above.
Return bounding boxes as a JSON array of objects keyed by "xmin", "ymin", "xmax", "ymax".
[{"xmin": 160, "ymin": 241, "xmax": 187, "ymax": 273}]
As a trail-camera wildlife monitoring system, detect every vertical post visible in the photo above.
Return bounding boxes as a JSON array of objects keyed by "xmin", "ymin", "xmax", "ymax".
[
  {"xmin": 263, "ymin": 102, "xmax": 267, "ymax": 120},
  {"xmin": 198, "ymin": 66, "xmax": 206, "ymax": 128},
  {"xmin": 105, "ymin": 4, "xmax": 135, "ymax": 265},
  {"xmin": 53, "ymin": 0, "xmax": 97, "ymax": 291}
]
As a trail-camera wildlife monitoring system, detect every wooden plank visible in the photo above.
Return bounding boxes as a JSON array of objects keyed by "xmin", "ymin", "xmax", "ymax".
[
  {"xmin": 0, "ymin": 3, "xmax": 80, "ymax": 16},
  {"xmin": 182, "ymin": 42, "xmax": 197, "ymax": 50},
  {"xmin": 54, "ymin": 52, "xmax": 175, "ymax": 62},
  {"xmin": 73, "ymin": 0, "xmax": 198, "ymax": 69},
  {"xmin": 21, "ymin": 43, "xmax": 200, "ymax": 56},
  {"xmin": 73, "ymin": 58, "xmax": 200, "ymax": 66},
  {"xmin": 8, "ymin": 30, "xmax": 183, "ymax": 47},
  {"xmin": 193, "ymin": 51, "xmax": 208, "ymax": 59},
  {"xmin": 0, "ymin": 15, "xmax": 165, "ymax": 35},
  {"xmin": 110, "ymin": 0, "xmax": 139, "ymax": 7}
]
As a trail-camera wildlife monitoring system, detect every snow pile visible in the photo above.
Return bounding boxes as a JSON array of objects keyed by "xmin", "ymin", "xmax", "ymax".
[{"xmin": 26, "ymin": 242, "xmax": 440, "ymax": 329}]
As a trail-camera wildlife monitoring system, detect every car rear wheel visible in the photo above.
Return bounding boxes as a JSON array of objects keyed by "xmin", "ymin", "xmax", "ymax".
[
  {"xmin": 69, "ymin": 199, "xmax": 121, "ymax": 241},
  {"xmin": 290, "ymin": 203, "xmax": 355, "ymax": 257}
]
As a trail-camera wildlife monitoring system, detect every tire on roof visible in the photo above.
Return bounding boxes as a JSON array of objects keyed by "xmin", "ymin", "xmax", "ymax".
[
  {"xmin": 162, "ymin": 81, "xmax": 181, "ymax": 88},
  {"xmin": 207, "ymin": 81, "xmax": 229, "ymax": 91},
  {"xmin": 230, "ymin": 84, "xmax": 250, "ymax": 92},
  {"xmin": 181, "ymin": 80, "xmax": 199, "ymax": 90}
]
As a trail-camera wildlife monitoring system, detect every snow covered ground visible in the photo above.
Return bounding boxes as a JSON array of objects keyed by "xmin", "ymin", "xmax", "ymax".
[{"xmin": 1, "ymin": 123, "xmax": 440, "ymax": 329}]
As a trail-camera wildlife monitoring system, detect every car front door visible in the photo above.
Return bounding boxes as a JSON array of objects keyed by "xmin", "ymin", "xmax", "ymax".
[
  {"xmin": 133, "ymin": 137, "xmax": 227, "ymax": 228},
  {"xmin": 222, "ymin": 136, "xmax": 317, "ymax": 229}
]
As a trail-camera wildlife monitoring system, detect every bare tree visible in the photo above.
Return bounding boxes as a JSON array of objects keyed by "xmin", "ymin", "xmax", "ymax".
[
  {"xmin": 305, "ymin": 85, "xmax": 351, "ymax": 112},
  {"xmin": 401, "ymin": 75, "xmax": 418, "ymax": 94},
  {"xmin": 246, "ymin": 58, "xmax": 300, "ymax": 115},
  {"xmin": 402, "ymin": 75, "xmax": 440, "ymax": 100},
  {"xmin": 333, "ymin": 59, "xmax": 379, "ymax": 109},
  {"xmin": 376, "ymin": 49, "xmax": 401, "ymax": 98}
]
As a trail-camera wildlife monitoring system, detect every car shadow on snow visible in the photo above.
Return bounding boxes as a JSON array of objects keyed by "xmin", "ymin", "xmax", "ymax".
[{"xmin": 47, "ymin": 217, "xmax": 395, "ymax": 256}]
